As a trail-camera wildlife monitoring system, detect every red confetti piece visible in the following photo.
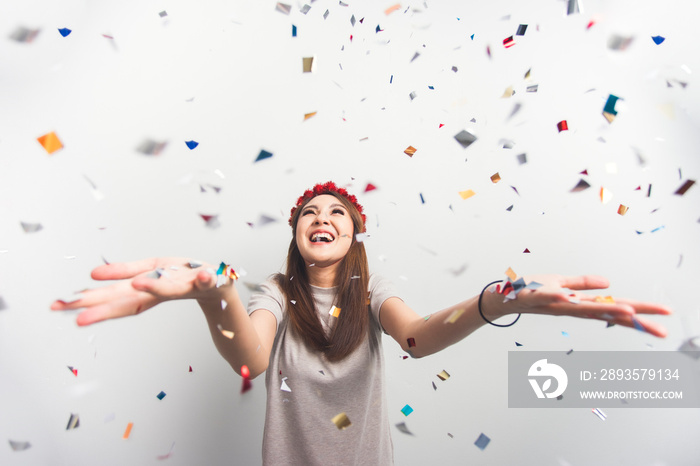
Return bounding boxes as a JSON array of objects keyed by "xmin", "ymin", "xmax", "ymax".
[
  {"xmin": 523, "ymin": 248, "xmax": 530, "ymax": 253},
  {"xmin": 407, "ymin": 337, "xmax": 416, "ymax": 348},
  {"xmin": 365, "ymin": 183, "xmax": 377, "ymax": 192},
  {"xmin": 557, "ymin": 120, "xmax": 568, "ymax": 132},
  {"xmin": 503, "ymin": 36, "xmax": 515, "ymax": 48}
]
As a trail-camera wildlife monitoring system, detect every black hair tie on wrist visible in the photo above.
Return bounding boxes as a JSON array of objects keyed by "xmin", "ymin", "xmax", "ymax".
[{"xmin": 478, "ymin": 280, "xmax": 521, "ymax": 327}]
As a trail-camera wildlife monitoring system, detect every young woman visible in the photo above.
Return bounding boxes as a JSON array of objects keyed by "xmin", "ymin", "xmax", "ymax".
[{"xmin": 51, "ymin": 181, "xmax": 671, "ymax": 465}]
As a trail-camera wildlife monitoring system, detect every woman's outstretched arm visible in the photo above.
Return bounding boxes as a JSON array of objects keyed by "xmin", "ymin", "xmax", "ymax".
[
  {"xmin": 379, "ymin": 274, "xmax": 672, "ymax": 358},
  {"xmin": 51, "ymin": 258, "xmax": 276, "ymax": 378}
]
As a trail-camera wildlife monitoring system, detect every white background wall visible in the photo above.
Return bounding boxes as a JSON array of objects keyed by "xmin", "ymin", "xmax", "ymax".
[{"xmin": 1, "ymin": 0, "xmax": 699, "ymax": 464}]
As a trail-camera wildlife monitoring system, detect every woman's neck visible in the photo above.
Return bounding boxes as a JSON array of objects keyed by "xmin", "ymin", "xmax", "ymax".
[{"xmin": 306, "ymin": 262, "xmax": 338, "ymax": 288}]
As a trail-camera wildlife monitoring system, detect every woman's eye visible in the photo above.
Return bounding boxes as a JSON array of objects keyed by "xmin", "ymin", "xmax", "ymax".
[
  {"xmin": 302, "ymin": 210, "xmax": 314, "ymax": 216},
  {"xmin": 333, "ymin": 209, "xmax": 345, "ymax": 215}
]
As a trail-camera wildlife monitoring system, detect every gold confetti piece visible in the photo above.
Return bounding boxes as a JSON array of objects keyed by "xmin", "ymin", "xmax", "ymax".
[
  {"xmin": 302, "ymin": 56, "xmax": 315, "ymax": 73},
  {"xmin": 490, "ymin": 173, "xmax": 501, "ymax": 183},
  {"xmin": 501, "ymin": 85, "xmax": 514, "ymax": 98},
  {"xmin": 329, "ymin": 305, "xmax": 341, "ymax": 318},
  {"xmin": 600, "ymin": 187, "xmax": 613, "ymax": 204},
  {"xmin": 459, "ymin": 189, "xmax": 475, "ymax": 200},
  {"xmin": 217, "ymin": 324, "xmax": 234, "ymax": 339},
  {"xmin": 617, "ymin": 204, "xmax": 629, "ymax": 215},
  {"xmin": 66, "ymin": 413, "xmax": 80, "ymax": 430},
  {"xmin": 505, "ymin": 267, "xmax": 517, "ymax": 282},
  {"xmin": 595, "ymin": 296, "xmax": 615, "ymax": 303},
  {"xmin": 444, "ymin": 308, "xmax": 465, "ymax": 324},
  {"xmin": 404, "ymin": 145, "xmax": 417, "ymax": 156},
  {"xmin": 602, "ymin": 112, "xmax": 616, "ymax": 123},
  {"xmin": 37, "ymin": 131, "xmax": 63, "ymax": 154},
  {"xmin": 304, "ymin": 112, "xmax": 317, "ymax": 120},
  {"xmin": 437, "ymin": 370, "xmax": 450, "ymax": 381},
  {"xmin": 332, "ymin": 412, "xmax": 352, "ymax": 429},
  {"xmin": 123, "ymin": 422, "xmax": 133, "ymax": 439}
]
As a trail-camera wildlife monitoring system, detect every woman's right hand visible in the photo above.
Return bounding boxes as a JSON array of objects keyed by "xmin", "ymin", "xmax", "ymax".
[{"xmin": 50, "ymin": 258, "xmax": 226, "ymax": 326}]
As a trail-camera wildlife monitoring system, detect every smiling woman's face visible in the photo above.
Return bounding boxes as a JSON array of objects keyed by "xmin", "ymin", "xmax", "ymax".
[{"xmin": 294, "ymin": 194, "xmax": 355, "ymax": 269}]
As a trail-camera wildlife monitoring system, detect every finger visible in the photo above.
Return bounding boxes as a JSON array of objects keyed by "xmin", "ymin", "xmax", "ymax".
[
  {"xmin": 131, "ymin": 274, "xmax": 192, "ymax": 299},
  {"xmin": 194, "ymin": 270, "xmax": 216, "ymax": 290},
  {"xmin": 606, "ymin": 298, "xmax": 673, "ymax": 316},
  {"xmin": 559, "ymin": 275, "xmax": 610, "ymax": 291},
  {"xmin": 75, "ymin": 294, "xmax": 157, "ymax": 326},
  {"xmin": 613, "ymin": 315, "xmax": 668, "ymax": 338},
  {"xmin": 91, "ymin": 258, "xmax": 160, "ymax": 280}
]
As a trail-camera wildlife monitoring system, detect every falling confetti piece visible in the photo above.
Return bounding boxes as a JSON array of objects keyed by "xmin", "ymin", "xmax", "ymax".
[
  {"xmin": 329, "ymin": 305, "xmax": 341, "ymax": 318},
  {"xmin": 526, "ymin": 84, "xmax": 539, "ymax": 92},
  {"xmin": 437, "ymin": 370, "xmax": 450, "ymax": 381},
  {"xmin": 156, "ymin": 442, "xmax": 176, "ymax": 460},
  {"xmin": 280, "ymin": 377, "xmax": 292, "ymax": 392},
  {"xmin": 136, "ymin": 139, "xmax": 167, "ymax": 155},
  {"xmin": 570, "ymin": 179, "xmax": 590, "ymax": 192},
  {"xmin": 66, "ymin": 413, "xmax": 80, "ymax": 430},
  {"xmin": 241, "ymin": 365, "xmax": 252, "ymax": 393},
  {"xmin": 454, "ymin": 130, "xmax": 477, "ymax": 148},
  {"xmin": 566, "ymin": 0, "xmax": 580, "ymax": 14},
  {"xmin": 600, "ymin": 187, "xmax": 613, "ymax": 204},
  {"xmin": 404, "ymin": 146, "xmax": 417, "ymax": 156},
  {"xmin": 123, "ymin": 422, "xmax": 134, "ymax": 439},
  {"xmin": 523, "ymin": 248, "xmax": 531, "ymax": 253},
  {"xmin": 67, "ymin": 365, "xmax": 78, "ymax": 376},
  {"xmin": 490, "ymin": 173, "xmax": 501, "ymax": 183},
  {"xmin": 515, "ymin": 342, "xmax": 523, "ymax": 347},
  {"xmin": 557, "ymin": 120, "xmax": 568, "ymax": 132},
  {"xmin": 652, "ymin": 35, "xmax": 665, "ymax": 45},
  {"xmin": 385, "ymin": 3, "xmax": 401, "ymax": 14},
  {"xmin": 459, "ymin": 189, "xmax": 475, "ymax": 200},
  {"xmin": 674, "ymin": 180, "xmax": 695, "ymax": 195},
  {"xmin": 302, "ymin": 56, "xmax": 315, "ymax": 73},
  {"xmin": 592, "ymin": 408, "xmax": 607, "ymax": 420},
  {"xmin": 157, "ymin": 391, "xmax": 166, "ymax": 400},
  {"xmin": 631, "ymin": 317, "xmax": 645, "ymax": 332},
  {"xmin": 10, "ymin": 26, "xmax": 40, "ymax": 43},
  {"xmin": 364, "ymin": 183, "xmax": 377, "ymax": 192},
  {"xmin": 505, "ymin": 267, "xmax": 517, "ymax": 282},
  {"xmin": 617, "ymin": 204, "xmax": 629, "ymax": 215},
  {"xmin": 603, "ymin": 94, "xmax": 621, "ymax": 123},
  {"xmin": 304, "ymin": 112, "xmax": 317, "ymax": 120},
  {"xmin": 58, "ymin": 28, "xmax": 72, "ymax": 37},
  {"xmin": 401, "ymin": 404, "xmax": 414, "ymax": 416},
  {"xmin": 8, "ymin": 440, "xmax": 31, "ymax": 451},
  {"xmin": 188, "ymin": 365, "xmax": 193, "ymax": 372},
  {"xmin": 255, "ymin": 149, "xmax": 273, "ymax": 162},
  {"xmin": 608, "ymin": 34, "xmax": 634, "ymax": 50},
  {"xmin": 37, "ymin": 131, "xmax": 63, "ymax": 154},
  {"xmin": 332, "ymin": 412, "xmax": 352, "ymax": 429},
  {"xmin": 395, "ymin": 422, "xmax": 414, "ymax": 435},
  {"xmin": 20, "ymin": 222, "xmax": 43, "ymax": 233},
  {"xmin": 503, "ymin": 36, "xmax": 515, "ymax": 48},
  {"xmin": 159, "ymin": 11, "xmax": 168, "ymax": 17},
  {"xmin": 419, "ymin": 193, "xmax": 425, "ymax": 204},
  {"xmin": 275, "ymin": 2, "xmax": 291, "ymax": 14},
  {"xmin": 501, "ymin": 85, "xmax": 515, "ymax": 98},
  {"xmin": 562, "ymin": 331, "xmax": 570, "ymax": 337},
  {"xmin": 0, "ymin": 296, "xmax": 7, "ymax": 310},
  {"xmin": 444, "ymin": 308, "xmax": 465, "ymax": 324},
  {"xmin": 474, "ymin": 433, "xmax": 491, "ymax": 450},
  {"xmin": 516, "ymin": 24, "xmax": 527, "ymax": 35},
  {"xmin": 217, "ymin": 324, "xmax": 234, "ymax": 339},
  {"xmin": 185, "ymin": 140, "xmax": 199, "ymax": 150}
]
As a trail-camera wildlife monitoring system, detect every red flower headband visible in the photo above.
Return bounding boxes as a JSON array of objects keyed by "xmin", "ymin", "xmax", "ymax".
[{"xmin": 289, "ymin": 181, "xmax": 367, "ymax": 232}]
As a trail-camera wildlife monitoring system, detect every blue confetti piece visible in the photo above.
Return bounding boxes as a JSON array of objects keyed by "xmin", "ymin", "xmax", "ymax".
[
  {"xmin": 651, "ymin": 35, "xmax": 665, "ymax": 45},
  {"xmin": 515, "ymin": 342, "xmax": 523, "ymax": 347},
  {"xmin": 390, "ymin": 74, "xmax": 393, "ymax": 83},
  {"xmin": 474, "ymin": 433, "xmax": 490, "ymax": 450},
  {"xmin": 562, "ymin": 331, "xmax": 569, "ymax": 337},
  {"xmin": 428, "ymin": 85, "xmax": 434, "ymax": 90},
  {"xmin": 185, "ymin": 140, "xmax": 199, "ymax": 150},
  {"xmin": 376, "ymin": 24, "xmax": 382, "ymax": 33},
  {"xmin": 400, "ymin": 404, "xmax": 413, "ymax": 416},
  {"xmin": 470, "ymin": 34, "xmax": 475, "ymax": 40},
  {"xmin": 632, "ymin": 317, "xmax": 645, "ymax": 332},
  {"xmin": 157, "ymin": 391, "xmax": 166, "ymax": 400},
  {"xmin": 651, "ymin": 225, "xmax": 665, "ymax": 233},
  {"xmin": 603, "ymin": 94, "xmax": 620, "ymax": 116},
  {"xmin": 255, "ymin": 149, "xmax": 273, "ymax": 162},
  {"xmin": 58, "ymin": 28, "xmax": 72, "ymax": 37},
  {"xmin": 419, "ymin": 193, "xmax": 425, "ymax": 204},
  {"xmin": 292, "ymin": 25, "xmax": 297, "ymax": 37}
]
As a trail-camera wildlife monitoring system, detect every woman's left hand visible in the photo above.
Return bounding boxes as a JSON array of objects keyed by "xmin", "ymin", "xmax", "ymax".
[{"xmin": 488, "ymin": 275, "xmax": 672, "ymax": 337}]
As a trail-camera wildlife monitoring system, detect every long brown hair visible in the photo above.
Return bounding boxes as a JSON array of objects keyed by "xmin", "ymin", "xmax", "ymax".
[{"xmin": 274, "ymin": 191, "xmax": 370, "ymax": 362}]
